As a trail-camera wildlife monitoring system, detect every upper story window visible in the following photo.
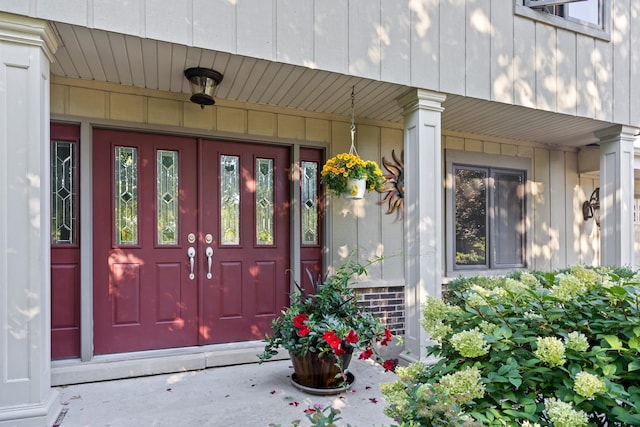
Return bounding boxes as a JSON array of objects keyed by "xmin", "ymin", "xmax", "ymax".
[
  {"xmin": 517, "ymin": 0, "xmax": 609, "ymax": 40},
  {"xmin": 524, "ymin": 0, "xmax": 602, "ymax": 27}
]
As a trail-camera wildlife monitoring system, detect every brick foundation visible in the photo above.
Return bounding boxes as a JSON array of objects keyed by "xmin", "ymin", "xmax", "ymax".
[{"xmin": 355, "ymin": 286, "xmax": 405, "ymax": 336}]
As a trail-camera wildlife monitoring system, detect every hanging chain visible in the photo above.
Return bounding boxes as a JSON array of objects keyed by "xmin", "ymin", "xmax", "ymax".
[{"xmin": 349, "ymin": 86, "xmax": 358, "ymax": 156}]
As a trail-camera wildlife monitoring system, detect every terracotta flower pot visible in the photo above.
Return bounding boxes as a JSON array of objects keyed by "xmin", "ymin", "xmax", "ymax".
[
  {"xmin": 343, "ymin": 178, "xmax": 366, "ymax": 199},
  {"xmin": 289, "ymin": 350, "xmax": 353, "ymax": 389}
]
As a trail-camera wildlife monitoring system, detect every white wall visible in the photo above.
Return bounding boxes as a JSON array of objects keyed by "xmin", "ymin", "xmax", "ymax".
[{"xmin": 0, "ymin": 0, "xmax": 638, "ymax": 126}]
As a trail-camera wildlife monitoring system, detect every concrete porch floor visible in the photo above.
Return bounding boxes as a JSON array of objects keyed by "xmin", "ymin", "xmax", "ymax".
[{"xmin": 54, "ymin": 358, "xmax": 397, "ymax": 427}]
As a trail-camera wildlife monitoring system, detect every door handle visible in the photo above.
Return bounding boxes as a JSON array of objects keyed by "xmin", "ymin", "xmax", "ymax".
[
  {"xmin": 206, "ymin": 247, "xmax": 214, "ymax": 279},
  {"xmin": 187, "ymin": 247, "xmax": 196, "ymax": 280}
]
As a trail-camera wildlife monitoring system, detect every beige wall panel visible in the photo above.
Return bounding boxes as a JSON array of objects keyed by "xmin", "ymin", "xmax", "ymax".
[
  {"xmin": 237, "ymin": 1, "xmax": 274, "ymax": 60},
  {"xmin": 217, "ymin": 106, "xmax": 246, "ymax": 134},
  {"xmin": 576, "ymin": 35, "xmax": 596, "ymax": 118},
  {"xmin": 277, "ymin": 114, "xmax": 304, "ymax": 140},
  {"xmin": 381, "ymin": 0, "xmax": 411, "ymax": 84},
  {"xmin": 379, "ymin": 127, "xmax": 404, "ymax": 281},
  {"xmin": 548, "ymin": 150, "xmax": 566, "ymax": 269},
  {"xmin": 556, "ymin": 29, "xmax": 578, "ymax": 116},
  {"xmin": 313, "ymin": 0, "xmax": 348, "ymax": 73},
  {"xmin": 518, "ymin": 145, "xmax": 534, "ymax": 158},
  {"xmin": 147, "ymin": 98, "xmax": 181, "ymax": 127},
  {"xmin": 145, "ymin": 0, "xmax": 191, "ymax": 46},
  {"xmin": 110, "ymin": 93, "xmax": 144, "ymax": 123},
  {"xmin": 68, "ymin": 87, "xmax": 106, "ymax": 118},
  {"xmin": 491, "ymin": 0, "xmax": 514, "ymax": 103},
  {"xmin": 50, "ymin": 84, "xmax": 66, "ymax": 115},
  {"xmin": 535, "ymin": 24, "xmax": 557, "ymax": 111},
  {"xmin": 348, "ymin": 1, "xmax": 381, "ymax": 80},
  {"xmin": 594, "ymin": 38, "xmax": 613, "ymax": 122},
  {"xmin": 439, "ymin": 1, "xmax": 465, "ymax": 94},
  {"xmin": 410, "ymin": 0, "xmax": 440, "ymax": 89},
  {"xmin": 532, "ymin": 147, "xmax": 551, "ymax": 271},
  {"xmin": 466, "ymin": 0, "xmax": 491, "ymax": 100},
  {"xmin": 35, "ymin": 0, "xmax": 87, "ymax": 25},
  {"xmin": 445, "ymin": 135, "xmax": 464, "ymax": 150},
  {"xmin": 193, "ymin": 0, "xmax": 236, "ymax": 53},
  {"xmin": 483, "ymin": 141, "xmax": 501, "ymax": 155},
  {"xmin": 613, "ymin": 0, "xmax": 631, "ymax": 125},
  {"xmin": 501, "ymin": 143, "xmax": 518, "ymax": 157},
  {"xmin": 356, "ymin": 125, "xmax": 383, "ymax": 279},
  {"xmin": 305, "ymin": 118, "xmax": 329, "ymax": 143},
  {"xmin": 513, "ymin": 17, "xmax": 536, "ymax": 108},
  {"xmin": 564, "ymin": 151, "xmax": 581, "ymax": 266},
  {"xmin": 248, "ymin": 111, "xmax": 276, "ymax": 137},
  {"xmin": 275, "ymin": 0, "xmax": 313, "ymax": 66},
  {"xmin": 464, "ymin": 138, "xmax": 482, "ymax": 152},
  {"xmin": 183, "ymin": 103, "xmax": 215, "ymax": 131},
  {"xmin": 93, "ymin": 0, "xmax": 143, "ymax": 37}
]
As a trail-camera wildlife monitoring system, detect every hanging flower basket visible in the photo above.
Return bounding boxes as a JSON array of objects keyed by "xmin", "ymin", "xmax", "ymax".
[{"xmin": 320, "ymin": 153, "xmax": 384, "ymax": 198}]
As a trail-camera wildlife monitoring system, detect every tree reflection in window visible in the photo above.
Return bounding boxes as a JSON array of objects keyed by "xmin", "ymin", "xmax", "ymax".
[
  {"xmin": 454, "ymin": 168, "xmax": 487, "ymax": 266},
  {"xmin": 221, "ymin": 155, "xmax": 240, "ymax": 245},
  {"xmin": 115, "ymin": 147, "xmax": 138, "ymax": 245},
  {"xmin": 256, "ymin": 158, "xmax": 274, "ymax": 245}
]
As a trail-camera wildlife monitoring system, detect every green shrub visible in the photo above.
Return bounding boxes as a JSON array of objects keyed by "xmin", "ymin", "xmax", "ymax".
[{"xmin": 382, "ymin": 265, "xmax": 640, "ymax": 426}]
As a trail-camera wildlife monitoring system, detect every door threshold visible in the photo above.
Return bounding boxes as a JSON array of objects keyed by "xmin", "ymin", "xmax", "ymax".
[{"xmin": 51, "ymin": 341, "xmax": 287, "ymax": 386}]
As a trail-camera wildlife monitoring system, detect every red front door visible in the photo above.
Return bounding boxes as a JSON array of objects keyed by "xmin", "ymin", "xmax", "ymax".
[{"xmin": 93, "ymin": 130, "xmax": 290, "ymax": 354}]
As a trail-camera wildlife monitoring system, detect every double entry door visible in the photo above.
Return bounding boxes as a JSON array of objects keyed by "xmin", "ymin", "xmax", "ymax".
[{"xmin": 93, "ymin": 129, "xmax": 290, "ymax": 354}]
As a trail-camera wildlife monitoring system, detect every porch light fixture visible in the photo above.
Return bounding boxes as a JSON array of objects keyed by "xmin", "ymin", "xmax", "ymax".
[
  {"xmin": 582, "ymin": 187, "xmax": 600, "ymax": 227},
  {"xmin": 184, "ymin": 67, "xmax": 223, "ymax": 109}
]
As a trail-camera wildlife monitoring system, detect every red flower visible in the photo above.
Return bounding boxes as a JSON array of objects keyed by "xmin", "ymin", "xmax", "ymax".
[
  {"xmin": 345, "ymin": 329, "xmax": 358, "ymax": 344},
  {"xmin": 383, "ymin": 359, "xmax": 396, "ymax": 372},
  {"xmin": 297, "ymin": 325, "xmax": 310, "ymax": 337},
  {"xmin": 358, "ymin": 346, "xmax": 373, "ymax": 360},
  {"xmin": 334, "ymin": 346, "xmax": 346, "ymax": 356},
  {"xmin": 322, "ymin": 330, "xmax": 342, "ymax": 350},
  {"xmin": 292, "ymin": 313, "xmax": 308, "ymax": 328},
  {"xmin": 380, "ymin": 328, "xmax": 392, "ymax": 346}
]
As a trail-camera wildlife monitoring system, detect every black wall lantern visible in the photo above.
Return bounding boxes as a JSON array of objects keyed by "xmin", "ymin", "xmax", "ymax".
[
  {"xmin": 184, "ymin": 67, "xmax": 223, "ymax": 109},
  {"xmin": 582, "ymin": 187, "xmax": 600, "ymax": 227}
]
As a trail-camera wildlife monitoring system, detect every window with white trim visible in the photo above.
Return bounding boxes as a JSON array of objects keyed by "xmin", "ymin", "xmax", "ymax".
[
  {"xmin": 523, "ymin": 0, "xmax": 604, "ymax": 29},
  {"xmin": 446, "ymin": 150, "xmax": 530, "ymax": 275}
]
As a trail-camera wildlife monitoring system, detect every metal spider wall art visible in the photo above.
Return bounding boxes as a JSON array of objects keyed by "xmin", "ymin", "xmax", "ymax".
[{"xmin": 377, "ymin": 149, "xmax": 405, "ymax": 220}]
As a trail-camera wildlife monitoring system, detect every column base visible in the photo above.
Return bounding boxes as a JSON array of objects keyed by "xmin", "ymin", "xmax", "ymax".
[{"xmin": 0, "ymin": 390, "xmax": 60, "ymax": 427}]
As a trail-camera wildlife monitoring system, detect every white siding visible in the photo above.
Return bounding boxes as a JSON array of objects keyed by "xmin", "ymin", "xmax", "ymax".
[{"xmin": 4, "ymin": 0, "xmax": 638, "ymax": 126}]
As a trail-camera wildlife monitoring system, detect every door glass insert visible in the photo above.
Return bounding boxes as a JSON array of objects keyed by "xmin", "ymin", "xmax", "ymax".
[
  {"xmin": 301, "ymin": 161, "xmax": 318, "ymax": 245},
  {"xmin": 115, "ymin": 146, "xmax": 139, "ymax": 245},
  {"xmin": 256, "ymin": 158, "xmax": 274, "ymax": 245},
  {"xmin": 157, "ymin": 150, "xmax": 179, "ymax": 245},
  {"xmin": 51, "ymin": 141, "xmax": 77, "ymax": 244},
  {"xmin": 221, "ymin": 155, "xmax": 240, "ymax": 245}
]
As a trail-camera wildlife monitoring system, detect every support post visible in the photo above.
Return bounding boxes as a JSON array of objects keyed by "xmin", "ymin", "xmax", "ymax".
[
  {"xmin": 0, "ymin": 12, "xmax": 60, "ymax": 426},
  {"xmin": 398, "ymin": 89, "xmax": 446, "ymax": 363},
  {"xmin": 596, "ymin": 125, "xmax": 638, "ymax": 267}
]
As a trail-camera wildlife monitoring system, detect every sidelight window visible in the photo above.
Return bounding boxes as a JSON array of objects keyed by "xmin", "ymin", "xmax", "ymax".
[{"xmin": 51, "ymin": 141, "xmax": 77, "ymax": 245}]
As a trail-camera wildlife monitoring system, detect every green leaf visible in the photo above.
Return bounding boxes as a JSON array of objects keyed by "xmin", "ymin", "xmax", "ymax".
[
  {"xmin": 508, "ymin": 377, "xmax": 522, "ymax": 388},
  {"xmin": 628, "ymin": 360, "xmax": 640, "ymax": 372},
  {"xmin": 602, "ymin": 335, "xmax": 623, "ymax": 350},
  {"xmin": 629, "ymin": 337, "xmax": 640, "ymax": 351}
]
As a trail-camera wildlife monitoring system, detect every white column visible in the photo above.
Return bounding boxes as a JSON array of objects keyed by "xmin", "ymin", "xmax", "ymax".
[
  {"xmin": 0, "ymin": 12, "xmax": 60, "ymax": 427},
  {"xmin": 398, "ymin": 89, "xmax": 446, "ymax": 363},
  {"xmin": 596, "ymin": 125, "xmax": 638, "ymax": 267}
]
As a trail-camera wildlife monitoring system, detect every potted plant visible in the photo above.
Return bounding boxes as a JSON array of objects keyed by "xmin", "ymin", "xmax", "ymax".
[
  {"xmin": 258, "ymin": 256, "xmax": 396, "ymax": 392},
  {"xmin": 320, "ymin": 153, "xmax": 385, "ymax": 199}
]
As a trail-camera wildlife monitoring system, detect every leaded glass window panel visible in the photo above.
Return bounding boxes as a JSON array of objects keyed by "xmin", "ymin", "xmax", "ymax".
[
  {"xmin": 115, "ymin": 146, "xmax": 138, "ymax": 245},
  {"xmin": 301, "ymin": 161, "xmax": 318, "ymax": 245},
  {"xmin": 256, "ymin": 158, "xmax": 274, "ymax": 245},
  {"xmin": 157, "ymin": 150, "xmax": 179, "ymax": 245},
  {"xmin": 221, "ymin": 155, "xmax": 240, "ymax": 245},
  {"xmin": 51, "ymin": 141, "xmax": 76, "ymax": 244}
]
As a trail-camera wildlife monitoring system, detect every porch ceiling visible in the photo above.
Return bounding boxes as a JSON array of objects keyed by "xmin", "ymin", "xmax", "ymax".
[{"xmin": 51, "ymin": 22, "xmax": 613, "ymax": 148}]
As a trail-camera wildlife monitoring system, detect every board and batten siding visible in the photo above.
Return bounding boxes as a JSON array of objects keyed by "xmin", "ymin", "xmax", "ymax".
[
  {"xmin": 443, "ymin": 132, "xmax": 597, "ymax": 275},
  {"xmin": 3, "ymin": 0, "xmax": 639, "ymax": 126}
]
